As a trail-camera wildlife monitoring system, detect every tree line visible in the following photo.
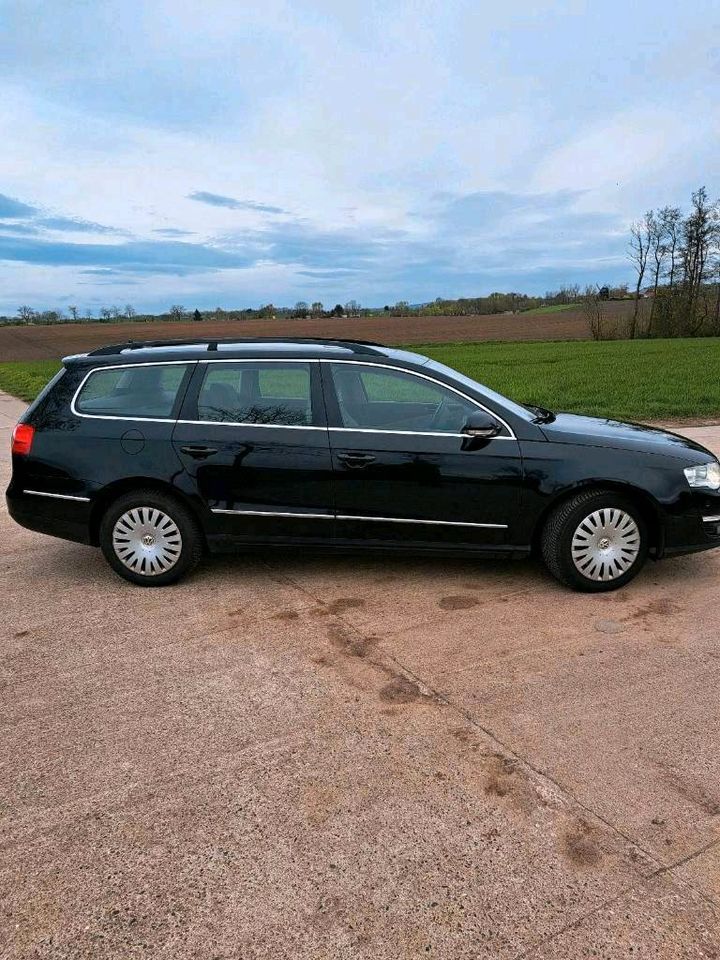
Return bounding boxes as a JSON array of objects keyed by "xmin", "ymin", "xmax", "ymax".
[
  {"xmin": 0, "ymin": 289, "xmax": 613, "ymax": 327},
  {"xmin": 592, "ymin": 186, "xmax": 720, "ymax": 341},
  {"xmin": 5, "ymin": 188, "xmax": 718, "ymax": 338}
]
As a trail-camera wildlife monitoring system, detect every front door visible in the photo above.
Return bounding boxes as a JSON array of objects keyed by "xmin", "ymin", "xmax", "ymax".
[
  {"xmin": 321, "ymin": 362, "xmax": 523, "ymax": 550},
  {"xmin": 173, "ymin": 359, "xmax": 334, "ymax": 545}
]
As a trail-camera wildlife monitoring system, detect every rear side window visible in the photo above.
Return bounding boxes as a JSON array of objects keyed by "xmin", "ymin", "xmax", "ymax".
[
  {"xmin": 75, "ymin": 364, "xmax": 191, "ymax": 419},
  {"xmin": 197, "ymin": 362, "xmax": 313, "ymax": 426}
]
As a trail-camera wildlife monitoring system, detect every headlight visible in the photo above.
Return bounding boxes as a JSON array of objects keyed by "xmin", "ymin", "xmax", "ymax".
[{"xmin": 684, "ymin": 461, "xmax": 720, "ymax": 490}]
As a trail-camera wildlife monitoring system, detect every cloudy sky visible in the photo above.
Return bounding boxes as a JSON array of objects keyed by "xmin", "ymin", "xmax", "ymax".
[{"xmin": 0, "ymin": 0, "xmax": 718, "ymax": 313}]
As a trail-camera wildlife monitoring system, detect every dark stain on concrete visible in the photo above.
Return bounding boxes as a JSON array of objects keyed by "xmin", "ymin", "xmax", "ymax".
[
  {"xmin": 326, "ymin": 623, "xmax": 377, "ymax": 659},
  {"xmin": 562, "ymin": 820, "xmax": 602, "ymax": 867},
  {"xmin": 14, "ymin": 630, "xmax": 29, "ymax": 638},
  {"xmin": 326, "ymin": 597, "xmax": 365, "ymax": 614},
  {"xmin": 484, "ymin": 754, "xmax": 519, "ymax": 798},
  {"xmin": 627, "ymin": 598, "xmax": 681, "ymax": 621},
  {"xmin": 450, "ymin": 726, "xmax": 476, "ymax": 746},
  {"xmin": 272, "ymin": 609, "xmax": 300, "ymax": 621},
  {"xmin": 438, "ymin": 595, "xmax": 479, "ymax": 611},
  {"xmin": 662, "ymin": 767, "xmax": 720, "ymax": 816},
  {"xmin": 310, "ymin": 654, "xmax": 331, "ymax": 666},
  {"xmin": 379, "ymin": 676, "xmax": 426, "ymax": 704}
]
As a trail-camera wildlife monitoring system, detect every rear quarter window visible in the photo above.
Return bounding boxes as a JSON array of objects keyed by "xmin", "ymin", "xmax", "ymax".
[{"xmin": 75, "ymin": 363, "xmax": 191, "ymax": 419}]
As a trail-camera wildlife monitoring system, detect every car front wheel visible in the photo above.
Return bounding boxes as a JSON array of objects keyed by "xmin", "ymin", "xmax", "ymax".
[
  {"xmin": 99, "ymin": 489, "xmax": 203, "ymax": 586},
  {"xmin": 541, "ymin": 490, "xmax": 648, "ymax": 592}
]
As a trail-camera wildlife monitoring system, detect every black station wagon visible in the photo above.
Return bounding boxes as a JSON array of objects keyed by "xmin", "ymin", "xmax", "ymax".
[{"xmin": 7, "ymin": 337, "xmax": 720, "ymax": 591}]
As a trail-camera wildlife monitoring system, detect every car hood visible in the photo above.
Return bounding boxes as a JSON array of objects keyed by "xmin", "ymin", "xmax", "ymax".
[{"xmin": 540, "ymin": 412, "xmax": 716, "ymax": 462}]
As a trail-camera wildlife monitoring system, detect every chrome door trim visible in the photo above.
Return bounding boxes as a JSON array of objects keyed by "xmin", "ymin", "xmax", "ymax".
[
  {"xmin": 336, "ymin": 514, "xmax": 508, "ymax": 529},
  {"xmin": 209, "ymin": 508, "xmax": 506, "ymax": 528},
  {"xmin": 24, "ymin": 489, "xmax": 91, "ymax": 502},
  {"xmin": 210, "ymin": 508, "xmax": 334, "ymax": 519}
]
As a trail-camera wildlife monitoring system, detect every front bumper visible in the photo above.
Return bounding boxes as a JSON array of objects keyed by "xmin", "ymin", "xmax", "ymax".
[{"xmin": 661, "ymin": 505, "xmax": 720, "ymax": 558}]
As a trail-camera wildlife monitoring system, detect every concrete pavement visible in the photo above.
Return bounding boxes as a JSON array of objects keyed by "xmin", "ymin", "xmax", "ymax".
[{"xmin": 1, "ymin": 389, "xmax": 720, "ymax": 959}]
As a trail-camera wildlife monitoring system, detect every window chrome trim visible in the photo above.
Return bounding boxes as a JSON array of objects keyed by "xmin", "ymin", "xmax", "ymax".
[
  {"xmin": 68, "ymin": 356, "xmax": 517, "ymax": 439},
  {"xmin": 24, "ymin": 489, "xmax": 91, "ymax": 502},
  {"xmin": 71, "ymin": 360, "xmax": 196, "ymax": 422},
  {"xmin": 210, "ymin": 508, "xmax": 333, "ymax": 519},
  {"xmin": 703, "ymin": 514, "xmax": 720, "ymax": 523},
  {"xmin": 321, "ymin": 358, "xmax": 516, "ymax": 440},
  {"xmin": 336, "ymin": 515, "xmax": 507, "ymax": 529}
]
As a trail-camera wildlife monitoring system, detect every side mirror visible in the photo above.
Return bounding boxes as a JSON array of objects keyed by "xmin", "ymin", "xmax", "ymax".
[{"xmin": 461, "ymin": 411, "xmax": 502, "ymax": 439}]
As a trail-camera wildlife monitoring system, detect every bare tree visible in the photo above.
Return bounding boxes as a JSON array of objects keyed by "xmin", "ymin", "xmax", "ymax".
[
  {"xmin": 311, "ymin": 301, "xmax": 323, "ymax": 316},
  {"xmin": 17, "ymin": 305, "xmax": 35, "ymax": 323},
  {"xmin": 124, "ymin": 304, "xmax": 137, "ymax": 319},
  {"xmin": 169, "ymin": 304, "xmax": 186, "ymax": 321},
  {"xmin": 293, "ymin": 301, "xmax": 309, "ymax": 318},
  {"xmin": 679, "ymin": 187, "xmax": 720, "ymax": 333},
  {"xmin": 645, "ymin": 210, "xmax": 670, "ymax": 336},
  {"xmin": 68, "ymin": 305, "xmax": 79, "ymax": 322},
  {"xmin": 628, "ymin": 212, "xmax": 653, "ymax": 338},
  {"xmin": 582, "ymin": 285, "xmax": 607, "ymax": 340},
  {"xmin": 661, "ymin": 206, "xmax": 683, "ymax": 290}
]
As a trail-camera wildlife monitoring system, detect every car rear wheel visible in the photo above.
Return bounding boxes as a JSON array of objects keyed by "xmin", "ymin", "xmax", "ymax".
[
  {"xmin": 541, "ymin": 490, "xmax": 648, "ymax": 592},
  {"xmin": 99, "ymin": 489, "xmax": 202, "ymax": 586}
]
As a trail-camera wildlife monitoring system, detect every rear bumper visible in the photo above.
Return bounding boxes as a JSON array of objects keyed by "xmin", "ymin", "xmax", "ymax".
[{"xmin": 6, "ymin": 487, "xmax": 93, "ymax": 545}]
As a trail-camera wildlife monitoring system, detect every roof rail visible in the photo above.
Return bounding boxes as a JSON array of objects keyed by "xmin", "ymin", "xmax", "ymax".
[{"xmin": 87, "ymin": 336, "xmax": 386, "ymax": 357}]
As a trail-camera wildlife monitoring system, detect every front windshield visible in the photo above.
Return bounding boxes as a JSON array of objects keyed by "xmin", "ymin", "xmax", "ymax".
[{"xmin": 422, "ymin": 358, "xmax": 536, "ymax": 422}]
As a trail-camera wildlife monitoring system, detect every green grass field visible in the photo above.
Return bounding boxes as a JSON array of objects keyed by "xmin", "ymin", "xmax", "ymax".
[
  {"xmin": 518, "ymin": 302, "xmax": 579, "ymax": 316},
  {"xmin": 1, "ymin": 337, "xmax": 719, "ymax": 421},
  {"xmin": 0, "ymin": 360, "xmax": 62, "ymax": 404}
]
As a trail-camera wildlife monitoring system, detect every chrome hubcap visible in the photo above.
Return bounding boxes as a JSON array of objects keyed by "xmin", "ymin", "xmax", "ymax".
[
  {"xmin": 112, "ymin": 507, "xmax": 182, "ymax": 576},
  {"xmin": 571, "ymin": 508, "xmax": 640, "ymax": 582}
]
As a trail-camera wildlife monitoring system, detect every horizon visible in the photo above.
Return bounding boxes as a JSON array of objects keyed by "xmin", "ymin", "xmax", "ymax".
[{"xmin": 0, "ymin": 0, "xmax": 718, "ymax": 313}]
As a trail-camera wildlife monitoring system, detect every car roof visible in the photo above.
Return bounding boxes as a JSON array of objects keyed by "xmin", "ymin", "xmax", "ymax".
[{"xmin": 63, "ymin": 337, "xmax": 432, "ymax": 368}]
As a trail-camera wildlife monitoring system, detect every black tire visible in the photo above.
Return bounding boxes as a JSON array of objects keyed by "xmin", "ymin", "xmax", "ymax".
[
  {"xmin": 540, "ymin": 489, "xmax": 649, "ymax": 592},
  {"xmin": 99, "ymin": 489, "xmax": 203, "ymax": 587}
]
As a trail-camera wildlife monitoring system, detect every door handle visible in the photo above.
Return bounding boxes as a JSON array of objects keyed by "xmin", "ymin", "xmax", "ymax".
[
  {"xmin": 337, "ymin": 453, "xmax": 376, "ymax": 469},
  {"xmin": 179, "ymin": 444, "xmax": 218, "ymax": 459}
]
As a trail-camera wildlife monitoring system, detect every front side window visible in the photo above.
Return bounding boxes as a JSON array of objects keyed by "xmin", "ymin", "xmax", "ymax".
[
  {"xmin": 75, "ymin": 364, "xmax": 190, "ymax": 418},
  {"xmin": 329, "ymin": 363, "xmax": 483, "ymax": 433},
  {"xmin": 197, "ymin": 362, "xmax": 313, "ymax": 426}
]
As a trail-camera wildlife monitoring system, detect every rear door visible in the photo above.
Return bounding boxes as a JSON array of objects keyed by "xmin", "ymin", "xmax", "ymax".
[
  {"xmin": 172, "ymin": 359, "xmax": 335, "ymax": 545},
  {"xmin": 321, "ymin": 361, "xmax": 523, "ymax": 549}
]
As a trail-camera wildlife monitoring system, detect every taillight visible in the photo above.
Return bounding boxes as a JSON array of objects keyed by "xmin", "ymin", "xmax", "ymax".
[{"xmin": 11, "ymin": 423, "xmax": 34, "ymax": 456}]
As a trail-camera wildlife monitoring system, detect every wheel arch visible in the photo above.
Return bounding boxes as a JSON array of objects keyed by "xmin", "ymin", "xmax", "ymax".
[
  {"xmin": 88, "ymin": 477, "xmax": 207, "ymax": 548},
  {"xmin": 530, "ymin": 480, "xmax": 664, "ymax": 556}
]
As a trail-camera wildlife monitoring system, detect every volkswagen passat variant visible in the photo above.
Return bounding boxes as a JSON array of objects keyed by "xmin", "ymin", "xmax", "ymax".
[{"xmin": 7, "ymin": 337, "xmax": 720, "ymax": 590}]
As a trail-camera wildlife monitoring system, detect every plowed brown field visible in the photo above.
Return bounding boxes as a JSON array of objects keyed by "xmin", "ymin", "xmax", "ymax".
[{"xmin": 0, "ymin": 301, "xmax": 634, "ymax": 361}]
